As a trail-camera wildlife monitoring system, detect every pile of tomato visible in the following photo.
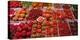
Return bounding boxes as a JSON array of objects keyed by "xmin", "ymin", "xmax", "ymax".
[{"xmin": 8, "ymin": 1, "xmax": 78, "ymax": 39}]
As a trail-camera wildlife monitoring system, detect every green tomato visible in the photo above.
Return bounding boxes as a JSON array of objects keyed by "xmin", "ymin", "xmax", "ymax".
[{"xmin": 22, "ymin": 2, "xmax": 32, "ymax": 8}]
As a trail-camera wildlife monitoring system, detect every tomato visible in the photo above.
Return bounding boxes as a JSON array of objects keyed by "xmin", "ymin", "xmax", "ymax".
[
  {"xmin": 36, "ymin": 29, "xmax": 42, "ymax": 33},
  {"xmin": 37, "ymin": 24, "xmax": 42, "ymax": 29}
]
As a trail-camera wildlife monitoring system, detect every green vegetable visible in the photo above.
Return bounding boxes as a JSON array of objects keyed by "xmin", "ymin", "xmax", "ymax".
[{"xmin": 22, "ymin": 1, "xmax": 32, "ymax": 8}]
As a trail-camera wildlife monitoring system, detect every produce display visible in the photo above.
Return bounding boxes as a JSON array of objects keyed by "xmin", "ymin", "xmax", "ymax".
[{"xmin": 8, "ymin": 1, "xmax": 78, "ymax": 39}]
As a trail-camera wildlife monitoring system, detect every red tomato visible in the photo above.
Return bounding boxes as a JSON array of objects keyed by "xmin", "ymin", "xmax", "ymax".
[
  {"xmin": 37, "ymin": 24, "xmax": 42, "ymax": 29},
  {"xmin": 36, "ymin": 29, "xmax": 42, "ymax": 33}
]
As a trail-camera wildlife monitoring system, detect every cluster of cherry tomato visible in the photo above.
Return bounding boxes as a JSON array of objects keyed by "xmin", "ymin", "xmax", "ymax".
[
  {"xmin": 8, "ymin": 1, "xmax": 22, "ymax": 8},
  {"xmin": 9, "ymin": 22, "xmax": 33, "ymax": 38}
]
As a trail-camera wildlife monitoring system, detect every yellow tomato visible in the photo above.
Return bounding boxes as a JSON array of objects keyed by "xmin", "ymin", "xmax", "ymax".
[
  {"xmin": 18, "ymin": 17, "xmax": 23, "ymax": 21},
  {"xmin": 13, "ymin": 16, "xmax": 18, "ymax": 21},
  {"xmin": 32, "ymin": 2, "xmax": 43, "ymax": 8},
  {"xmin": 20, "ymin": 14, "xmax": 25, "ymax": 17}
]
